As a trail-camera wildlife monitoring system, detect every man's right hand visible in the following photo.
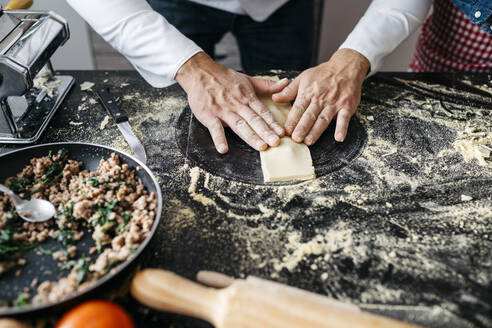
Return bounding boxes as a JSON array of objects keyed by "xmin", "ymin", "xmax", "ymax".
[{"xmin": 175, "ymin": 52, "xmax": 289, "ymax": 154}]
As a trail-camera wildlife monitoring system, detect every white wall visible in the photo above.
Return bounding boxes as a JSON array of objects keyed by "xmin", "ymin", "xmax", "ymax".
[
  {"xmin": 318, "ymin": 0, "xmax": 421, "ymax": 71},
  {"xmin": 26, "ymin": 0, "xmax": 95, "ymax": 69}
]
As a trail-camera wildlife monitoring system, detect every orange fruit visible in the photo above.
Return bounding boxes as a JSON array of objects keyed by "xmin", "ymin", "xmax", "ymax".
[{"xmin": 57, "ymin": 300, "xmax": 134, "ymax": 328}]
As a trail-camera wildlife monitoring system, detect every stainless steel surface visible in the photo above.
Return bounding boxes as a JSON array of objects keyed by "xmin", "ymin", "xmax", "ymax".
[
  {"xmin": 4, "ymin": 12, "xmax": 67, "ymax": 78},
  {"xmin": 0, "ymin": 10, "xmax": 69, "ymax": 98},
  {"xmin": 0, "ymin": 183, "xmax": 55, "ymax": 222},
  {"xmin": 0, "ymin": 74, "xmax": 74, "ymax": 143},
  {"xmin": 34, "ymin": 89, "xmax": 46, "ymax": 103},
  {"xmin": 0, "ymin": 14, "xmax": 37, "ymax": 57},
  {"xmin": 0, "ymin": 9, "xmax": 21, "ymax": 46},
  {"xmin": 0, "ymin": 9, "xmax": 73, "ymax": 144},
  {"xmin": 117, "ymin": 121, "xmax": 147, "ymax": 164},
  {"xmin": 0, "ymin": 95, "xmax": 17, "ymax": 133}
]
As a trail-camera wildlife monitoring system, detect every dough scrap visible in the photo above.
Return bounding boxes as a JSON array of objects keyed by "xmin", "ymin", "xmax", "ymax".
[
  {"xmin": 260, "ymin": 137, "xmax": 315, "ymax": 182},
  {"xmin": 254, "ymin": 82, "xmax": 315, "ymax": 183},
  {"xmin": 260, "ymin": 96, "xmax": 290, "ymax": 127}
]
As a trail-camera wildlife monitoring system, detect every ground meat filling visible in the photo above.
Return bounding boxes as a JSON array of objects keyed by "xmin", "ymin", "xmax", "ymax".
[{"xmin": 0, "ymin": 150, "xmax": 156, "ymax": 307}]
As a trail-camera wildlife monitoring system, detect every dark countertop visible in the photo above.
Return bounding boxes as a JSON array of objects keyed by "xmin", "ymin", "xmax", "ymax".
[{"xmin": 1, "ymin": 71, "xmax": 491, "ymax": 328}]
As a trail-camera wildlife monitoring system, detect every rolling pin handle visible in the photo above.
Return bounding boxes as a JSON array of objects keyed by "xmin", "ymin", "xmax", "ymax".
[
  {"xmin": 130, "ymin": 269, "xmax": 224, "ymax": 326},
  {"xmin": 197, "ymin": 271, "xmax": 235, "ymax": 288}
]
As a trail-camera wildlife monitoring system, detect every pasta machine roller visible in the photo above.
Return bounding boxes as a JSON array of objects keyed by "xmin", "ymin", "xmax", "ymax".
[{"xmin": 0, "ymin": 6, "xmax": 74, "ymax": 143}]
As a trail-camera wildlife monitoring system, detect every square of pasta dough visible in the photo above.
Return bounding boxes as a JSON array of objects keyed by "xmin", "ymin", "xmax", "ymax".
[
  {"xmin": 260, "ymin": 137, "xmax": 315, "ymax": 182},
  {"xmin": 255, "ymin": 76, "xmax": 316, "ymax": 183}
]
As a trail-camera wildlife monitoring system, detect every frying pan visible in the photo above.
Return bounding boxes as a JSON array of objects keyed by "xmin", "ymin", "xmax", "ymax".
[{"xmin": 0, "ymin": 142, "xmax": 163, "ymax": 318}]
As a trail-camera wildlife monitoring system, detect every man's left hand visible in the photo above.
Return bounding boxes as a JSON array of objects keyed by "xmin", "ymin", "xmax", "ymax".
[{"xmin": 272, "ymin": 48, "xmax": 370, "ymax": 145}]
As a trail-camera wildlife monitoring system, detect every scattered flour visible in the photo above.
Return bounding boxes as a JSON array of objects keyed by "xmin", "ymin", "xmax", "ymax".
[
  {"xmin": 100, "ymin": 115, "xmax": 111, "ymax": 130},
  {"xmin": 80, "ymin": 81, "xmax": 95, "ymax": 91},
  {"xmin": 454, "ymin": 139, "xmax": 491, "ymax": 167},
  {"xmin": 33, "ymin": 73, "xmax": 61, "ymax": 97},
  {"xmin": 273, "ymin": 229, "xmax": 353, "ymax": 272},
  {"xmin": 188, "ymin": 167, "xmax": 216, "ymax": 207}
]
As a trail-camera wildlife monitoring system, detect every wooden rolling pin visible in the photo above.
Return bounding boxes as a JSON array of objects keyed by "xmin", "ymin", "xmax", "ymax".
[
  {"xmin": 131, "ymin": 269, "xmax": 423, "ymax": 328},
  {"xmin": 4, "ymin": 0, "xmax": 33, "ymax": 10}
]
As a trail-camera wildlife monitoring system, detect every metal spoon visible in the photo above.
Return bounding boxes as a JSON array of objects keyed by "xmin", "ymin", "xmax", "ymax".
[{"xmin": 0, "ymin": 184, "xmax": 55, "ymax": 222}]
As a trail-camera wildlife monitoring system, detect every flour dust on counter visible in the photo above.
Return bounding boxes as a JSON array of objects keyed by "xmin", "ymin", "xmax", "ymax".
[
  {"xmin": 169, "ymin": 73, "xmax": 491, "ymax": 327},
  {"xmin": 16, "ymin": 71, "xmax": 491, "ymax": 328},
  {"xmin": 33, "ymin": 71, "xmax": 62, "ymax": 98},
  {"xmin": 389, "ymin": 76, "xmax": 492, "ymax": 167},
  {"xmin": 99, "ymin": 115, "xmax": 111, "ymax": 130},
  {"xmin": 453, "ymin": 124, "xmax": 491, "ymax": 167},
  {"xmin": 79, "ymin": 81, "xmax": 95, "ymax": 92}
]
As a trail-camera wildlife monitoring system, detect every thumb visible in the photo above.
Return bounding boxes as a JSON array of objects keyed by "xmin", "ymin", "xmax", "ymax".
[
  {"xmin": 272, "ymin": 77, "xmax": 300, "ymax": 103},
  {"xmin": 249, "ymin": 77, "xmax": 290, "ymax": 95}
]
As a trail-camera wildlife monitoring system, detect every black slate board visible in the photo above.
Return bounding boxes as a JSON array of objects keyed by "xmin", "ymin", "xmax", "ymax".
[{"xmin": 174, "ymin": 71, "xmax": 368, "ymax": 185}]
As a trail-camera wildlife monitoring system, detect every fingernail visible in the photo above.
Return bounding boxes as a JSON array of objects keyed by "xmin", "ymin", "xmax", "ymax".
[
  {"xmin": 292, "ymin": 133, "xmax": 302, "ymax": 143},
  {"xmin": 305, "ymin": 136, "xmax": 313, "ymax": 145},
  {"xmin": 274, "ymin": 125, "xmax": 284, "ymax": 136},
  {"xmin": 218, "ymin": 144, "xmax": 227, "ymax": 153},
  {"xmin": 336, "ymin": 132, "xmax": 345, "ymax": 142},
  {"xmin": 268, "ymin": 135, "xmax": 279, "ymax": 145},
  {"xmin": 257, "ymin": 141, "xmax": 267, "ymax": 150}
]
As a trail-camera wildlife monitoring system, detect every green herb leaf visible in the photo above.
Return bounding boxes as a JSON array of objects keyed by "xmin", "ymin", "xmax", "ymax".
[
  {"xmin": 104, "ymin": 259, "xmax": 121, "ymax": 274},
  {"xmin": 60, "ymin": 254, "xmax": 90, "ymax": 285},
  {"xmin": 57, "ymin": 201, "xmax": 75, "ymax": 222},
  {"xmin": 8, "ymin": 174, "xmax": 34, "ymax": 197},
  {"xmin": 57, "ymin": 229, "xmax": 75, "ymax": 246},
  {"xmin": 0, "ymin": 228, "xmax": 37, "ymax": 261},
  {"xmin": 93, "ymin": 200, "xmax": 119, "ymax": 228},
  {"xmin": 120, "ymin": 211, "xmax": 131, "ymax": 224},
  {"xmin": 57, "ymin": 148, "xmax": 69, "ymax": 159},
  {"xmin": 38, "ymin": 246, "xmax": 53, "ymax": 255},
  {"xmin": 88, "ymin": 177, "xmax": 99, "ymax": 187},
  {"xmin": 14, "ymin": 292, "xmax": 29, "ymax": 307},
  {"xmin": 75, "ymin": 255, "xmax": 90, "ymax": 285},
  {"xmin": 96, "ymin": 236, "xmax": 102, "ymax": 253}
]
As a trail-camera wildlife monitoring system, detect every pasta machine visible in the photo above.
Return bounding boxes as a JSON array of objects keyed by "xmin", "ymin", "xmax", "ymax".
[{"xmin": 0, "ymin": 6, "xmax": 74, "ymax": 143}]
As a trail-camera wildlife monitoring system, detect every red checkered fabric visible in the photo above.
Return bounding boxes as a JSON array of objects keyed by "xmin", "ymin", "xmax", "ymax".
[{"xmin": 409, "ymin": 0, "xmax": 492, "ymax": 72}]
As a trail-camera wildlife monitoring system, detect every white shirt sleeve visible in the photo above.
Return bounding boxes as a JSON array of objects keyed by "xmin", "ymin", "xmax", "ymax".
[
  {"xmin": 339, "ymin": 0, "xmax": 432, "ymax": 74},
  {"xmin": 67, "ymin": 0, "xmax": 203, "ymax": 87}
]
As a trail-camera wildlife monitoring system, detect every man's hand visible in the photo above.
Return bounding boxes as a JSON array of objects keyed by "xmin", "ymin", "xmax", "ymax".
[
  {"xmin": 175, "ymin": 52, "xmax": 289, "ymax": 154},
  {"xmin": 272, "ymin": 49, "xmax": 370, "ymax": 145}
]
